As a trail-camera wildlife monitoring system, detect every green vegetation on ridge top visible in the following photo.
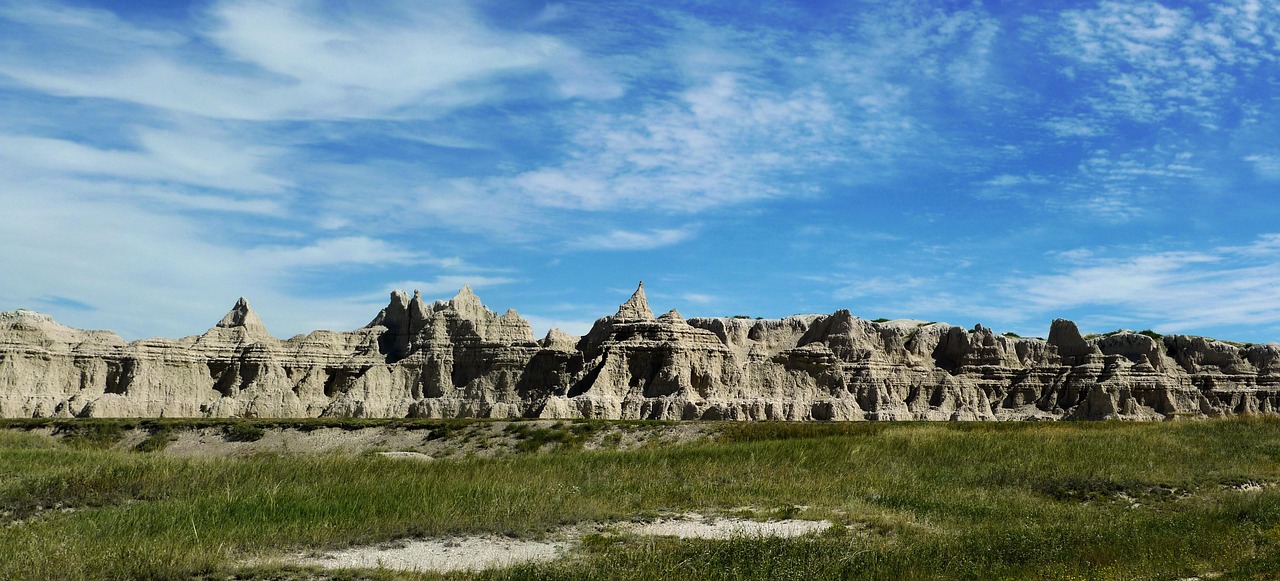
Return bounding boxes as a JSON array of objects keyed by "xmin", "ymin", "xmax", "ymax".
[{"xmin": 1, "ymin": 419, "xmax": 1280, "ymax": 580}]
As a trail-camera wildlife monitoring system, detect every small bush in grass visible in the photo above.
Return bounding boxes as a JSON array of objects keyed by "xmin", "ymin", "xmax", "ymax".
[
  {"xmin": 55, "ymin": 421, "xmax": 128, "ymax": 448},
  {"xmin": 134, "ymin": 428, "xmax": 176, "ymax": 452},
  {"xmin": 223, "ymin": 423, "xmax": 266, "ymax": 442},
  {"xmin": 425, "ymin": 424, "xmax": 455, "ymax": 441},
  {"xmin": 505, "ymin": 422, "xmax": 578, "ymax": 453}
]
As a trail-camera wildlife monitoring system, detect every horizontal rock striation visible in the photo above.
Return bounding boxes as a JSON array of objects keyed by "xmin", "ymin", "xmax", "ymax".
[{"xmin": 3, "ymin": 283, "xmax": 1280, "ymax": 420}]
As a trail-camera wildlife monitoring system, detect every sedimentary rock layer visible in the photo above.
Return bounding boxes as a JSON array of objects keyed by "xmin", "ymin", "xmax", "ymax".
[{"xmin": 3, "ymin": 283, "xmax": 1279, "ymax": 420}]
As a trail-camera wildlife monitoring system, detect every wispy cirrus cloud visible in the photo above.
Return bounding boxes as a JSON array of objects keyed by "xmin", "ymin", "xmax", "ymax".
[
  {"xmin": 0, "ymin": 184, "xmax": 410, "ymax": 337},
  {"xmin": 0, "ymin": 0, "xmax": 621, "ymax": 337},
  {"xmin": 1055, "ymin": 0, "xmax": 1279, "ymax": 126},
  {"xmin": 0, "ymin": 128, "xmax": 289, "ymax": 194},
  {"xmin": 0, "ymin": 0, "xmax": 615, "ymax": 121},
  {"xmin": 1245, "ymin": 154, "xmax": 1280, "ymax": 180},
  {"xmin": 1048, "ymin": 148, "xmax": 1202, "ymax": 223},
  {"xmin": 1008, "ymin": 235, "xmax": 1280, "ymax": 334},
  {"xmin": 514, "ymin": 72, "xmax": 845, "ymax": 213},
  {"xmin": 572, "ymin": 227, "xmax": 697, "ymax": 251},
  {"xmin": 505, "ymin": 3, "xmax": 1007, "ymax": 219},
  {"xmin": 813, "ymin": 235, "xmax": 1280, "ymax": 340}
]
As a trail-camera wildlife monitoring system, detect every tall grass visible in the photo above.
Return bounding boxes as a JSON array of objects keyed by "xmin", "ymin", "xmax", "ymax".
[{"xmin": 1, "ymin": 420, "xmax": 1279, "ymax": 579}]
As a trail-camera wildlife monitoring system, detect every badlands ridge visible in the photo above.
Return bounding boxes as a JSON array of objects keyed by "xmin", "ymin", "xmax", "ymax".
[{"xmin": 2, "ymin": 283, "xmax": 1279, "ymax": 420}]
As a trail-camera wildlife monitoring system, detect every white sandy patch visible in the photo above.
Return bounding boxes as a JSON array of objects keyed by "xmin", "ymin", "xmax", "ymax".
[
  {"xmin": 626, "ymin": 513, "xmax": 832, "ymax": 539},
  {"xmin": 279, "ymin": 513, "xmax": 832, "ymax": 573},
  {"xmin": 296, "ymin": 536, "xmax": 568, "ymax": 573}
]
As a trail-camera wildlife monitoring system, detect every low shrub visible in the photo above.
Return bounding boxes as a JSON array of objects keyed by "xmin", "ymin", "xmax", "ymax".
[{"xmin": 223, "ymin": 423, "xmax": 266, "ymax": 442}]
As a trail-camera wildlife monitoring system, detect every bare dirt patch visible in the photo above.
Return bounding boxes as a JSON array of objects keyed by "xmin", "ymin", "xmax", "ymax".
[
  {"xmin": 289, "ymin": 535, "xmax": 570, "ymax": 573},
  {"xmin": 280, "ymin": 513, "xmax": 833, "ymax": 574},
  {"xmin": 625, "ymin": 513, "xmax": 833, "ymax": 539}
]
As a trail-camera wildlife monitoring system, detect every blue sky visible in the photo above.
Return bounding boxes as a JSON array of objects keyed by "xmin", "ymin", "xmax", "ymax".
[{"xmin": 2, "ymin": 0, "xmax": 1280, "ymax": 342}]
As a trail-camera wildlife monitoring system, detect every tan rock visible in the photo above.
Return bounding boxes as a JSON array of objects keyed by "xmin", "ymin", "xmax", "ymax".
[
  {"xmin": 4, "ymin": 285, "xmax": 1280, "ymax": 421},
  {"xmin": 615, "ymin": 282, "xmax": 654, "ymax": 321}
]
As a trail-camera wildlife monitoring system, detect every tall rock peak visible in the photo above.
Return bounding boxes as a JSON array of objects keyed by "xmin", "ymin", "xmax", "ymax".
[
  {"xmin": 216, "ymin": 297, "xmax": 267, "ymax": 332},
  {"xmin": 615, "ymin": 282, "xmax": 654, "ymax": 321},
  {"xmin": 409, "ymin": 289, "xmax": 429, "ymax": 321},
  {"xmin": 449, "ymin": 284, "xmax": 493, "ymax": 323}
]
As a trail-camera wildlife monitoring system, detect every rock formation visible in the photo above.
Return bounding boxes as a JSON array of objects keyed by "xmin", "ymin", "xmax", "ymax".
[{"xmin": 3, "ymin": 284, "xmax": 1280, "ymax": 420}]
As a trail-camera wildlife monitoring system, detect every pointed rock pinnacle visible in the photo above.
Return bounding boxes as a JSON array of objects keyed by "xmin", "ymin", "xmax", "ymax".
[
  {"xmin": 657, "ymin": 308, "xmax": 685, "ymax": 324},
  {"xmin": 215, "ymin": 297, "xmax": 269, "ymax": 336},
  {"xmin": 217, "ymin": 298, "xmax": 261, "ymax": 328},
  {"xmin": 615, "ymin": 281, "xmax": 654, "ymax": 321},
  {"xmin": 450, "ymin": 284, "xmax": 489, "ymax": 321}
]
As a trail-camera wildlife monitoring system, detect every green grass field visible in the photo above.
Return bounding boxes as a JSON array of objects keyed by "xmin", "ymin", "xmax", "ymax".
[{"xmin": 2, "ymin": 418, "xmax": 1280, "ymax": 580}]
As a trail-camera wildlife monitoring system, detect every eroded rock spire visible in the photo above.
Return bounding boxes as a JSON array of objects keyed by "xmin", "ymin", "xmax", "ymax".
[
  {"xmin": 615, "ymin": 281, "xmax": 654, "ymax": 321},
  {"xmin": 216, "ymin": 297, "xmax": 267, "ymax": 332}
]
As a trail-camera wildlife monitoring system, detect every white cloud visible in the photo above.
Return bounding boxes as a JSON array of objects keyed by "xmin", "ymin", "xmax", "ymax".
[
  {"xmin": 515, "ymin": 72, "xmax": 844, "ymax": 213},
  {"xmin": 1056, "ymin": 0, "xmax": 1278, "ymax": 125},
  {"xmin": 0, "ymin": 129, "xmax": 288, "ymax": 193},
  {"xmin": 1245, "ymin": 154, "xmax": 1280, "ymax": 180},
  {"xmin": 0, "ymin": 0, "xmax": 614, "ymax": 121},
  {"xmin": 572, "ymin": 227, "xmax": 696, "ymax": 251},
  {"xmin": 974, "ymin": 174, "xmax": 1050, "ymax": 200},
  {"xmin": 1043, "ymin": 148, "xmax": 1202, "ymax": 223},
  {"xmin": 679, "ymin": 293, "xmax": 716, "ymax": 305},
  {"xmin": 1052, "ymin": 248, "xmax": 1096, "ymax": 263},
  {"xmin": 0, "ymin": 2, "xmax": 184, "ymax": 48},
  {"xmin": 815, "ymin": 236, "xmax": 1280, "ymax": 341},
  {"xmin": 246, "ymin": 237, "xmax": 422, "ymax": 270},
  {"xmin": 833, "ymin": 276, "xmax": 933, "ymax": 301},
  {"xmin": 1010, "ymin": 235, "xmax": 1280, "ymax": 334},
  {"xmin": 1042, "ymin": 117, "xmax": 1104, "ymax": 138},
  {"xmin": 497, "ymin": 7, "xmax": 1005, "ymax": 217},
  {"xmin": 405, "ymin": 177, "xmax": 550, "ymax": 241},
  {"xmin": 0, "ymin": 177, "xmax": 473, "ymax": 339},
  {"xmin": 834, "ymin": 3, "xmax": 1000, "ymax": 89},
  {"xmin": 1076, "ymin": 195, "xmax": 1146, "ymax": 224},
  {"xmin": 984, "ymin": 174, "xmax": 1039, "ymax": 187}
]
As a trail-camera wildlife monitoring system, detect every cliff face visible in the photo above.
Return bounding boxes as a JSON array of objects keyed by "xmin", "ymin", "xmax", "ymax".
[{"xmin": 3, "ymin": 283, "xmax": 1279, "ymax": 420}]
